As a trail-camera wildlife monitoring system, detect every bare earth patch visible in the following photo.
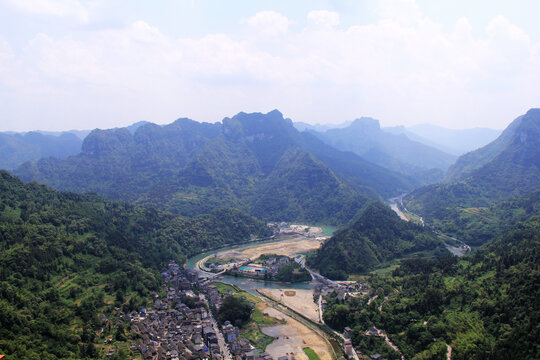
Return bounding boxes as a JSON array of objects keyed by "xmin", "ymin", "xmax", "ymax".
[
  {"xmin": 258, "ymin": 288, "xmax": 320, "ymax": 323},
  {"xmin": 261, "ymin": 307, "xmax": 332, "ymax": 360},
  {"xmin": 218, "ymin": 236, "xmax": 325, "ymax": 261}
]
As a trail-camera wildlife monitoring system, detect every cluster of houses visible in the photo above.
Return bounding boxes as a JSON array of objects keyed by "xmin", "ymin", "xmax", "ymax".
[
  {"xmin": 233, "ymin": 255, "xmax": 292, "ymax": 278},
  {"xmin": 203, "ymin": 283, "xmax": 275, "ymax": 359},
  {"xmin": 128, "ymin": 262, "xmax": 289, "ymax": 360},
  {"xmin": 128, "ymin": 263, "xmax": 229, "ymax": 360},
  {"xmin": 316, "ymin": 281, "xmax": 370, "ymax": 313}
]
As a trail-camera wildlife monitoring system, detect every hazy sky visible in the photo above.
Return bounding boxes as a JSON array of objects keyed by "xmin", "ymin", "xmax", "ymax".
[{"xmin": 0, "ymin": 0, "xmax": 539, "ymax": 131}]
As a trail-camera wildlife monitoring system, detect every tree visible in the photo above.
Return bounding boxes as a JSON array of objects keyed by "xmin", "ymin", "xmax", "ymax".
[{"xmin": 217, "ymin": 296, "xmax": 253, "ymax": 327}]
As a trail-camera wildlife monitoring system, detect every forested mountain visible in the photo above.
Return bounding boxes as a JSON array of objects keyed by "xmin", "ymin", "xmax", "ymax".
[
  {"xmin": 14, "ymin": 110, "xmax": 416, "ymax": 224},
  {"xmin": 251, "ymin": 149, "xmax": 369, "ymax": 225},
  {"xmin": 308, "ymin": 117, "xmax": 456, "ymax": 180},
  {"xmin": 323, "ymin": 215, "xmax": 540, "ymax": 359},
  {"xmin": 0, "ymin": 131, "xmax": 82, "ymax": 170},
  {"xmin": 445, "ymin": 114, "xmax": 525, "ymax": 181},
  {"xmin": 0, "ymin": 170, "xmax": 270, "ymax": 359},
  {"xmin": 404, "ymin": 109, "xmax": 540, "ymax": 242},
  {"xmin": 308, "ymin": 202, "xmax": 441, "ymax": 279}
]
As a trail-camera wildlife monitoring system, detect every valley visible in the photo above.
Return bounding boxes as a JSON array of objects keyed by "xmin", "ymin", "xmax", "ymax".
[
  {"xmin": 2, "ymin": 1, "xmax": 540, "ymax": 359},
  {"xmin": 1, "ymin": 109, "xmax": 539, "ymax": 360}
]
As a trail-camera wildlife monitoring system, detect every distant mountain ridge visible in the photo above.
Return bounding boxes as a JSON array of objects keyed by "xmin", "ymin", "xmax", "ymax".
[
  {"xmin": 15, "ymin": 110, "xmax": 417, "ymax": 224},
  {"xmin": 0, "ymin": 121, "xmax": 154, "ymax": 171},
  {"xmin": 398, "ymin": 124, "xmax": 502, "ymax": 155},
  {"xmin": 404, "ymin": 108, "xmax": 540, "ymax": 243},
  {"xmin": 0, "ymin": 131, "xmax": 82, "ymax": 170},
  {"xmin": 445, "ymin": 114, "xmax": 524, "ymax": 181},
  {"xmin": 306, "ymin": 117, "xmax": 456, "ymax": 182}
]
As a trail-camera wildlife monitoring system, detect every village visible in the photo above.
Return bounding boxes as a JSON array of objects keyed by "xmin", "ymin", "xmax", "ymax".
[
  {"xmin": 125, "ymin": 223, "xmax": 387, "ymax": 360},
  {"xmin": 127, "ymin": 261, "xmax": 288, "ymax": 360}
]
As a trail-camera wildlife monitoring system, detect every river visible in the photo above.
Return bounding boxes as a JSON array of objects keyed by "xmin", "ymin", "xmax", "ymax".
[{"xmin": 185, "ymin": 227, "xmax": 336, "ymax": 294}]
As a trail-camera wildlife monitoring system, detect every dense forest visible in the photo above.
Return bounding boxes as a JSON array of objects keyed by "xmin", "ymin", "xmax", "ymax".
[
  {"xmin": 405, "ymin": 108, "xmax": 540, "ymax": 244},
  {"xmin": 323, "ymin": 216, "xmax": 540, "ymax": 359},
  {"xmin": 0, "ymin": 170, "xmax": 270, "ymax": 359},
  {"xmin": 308, "ymin": 202, "xmax": 442, "ymax": 279},
  {"xmin": 14, "ymin": 111, "xmax": 418, "ymax": 225}
]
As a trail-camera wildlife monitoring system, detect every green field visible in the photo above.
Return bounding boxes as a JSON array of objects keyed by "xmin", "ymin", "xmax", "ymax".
[
  {"xmin": 210, "ymin": 282, "xmax": 281, "ymax": 350},
  {"xmin": 303, "ymin": 347, "xmax": 321, "ymax": 360}
]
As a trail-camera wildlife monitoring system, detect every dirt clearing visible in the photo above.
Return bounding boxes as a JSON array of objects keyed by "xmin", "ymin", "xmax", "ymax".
[
  {"xmin": 259, "ymin": 288, "xmax": 319, "ymax": 323},
  {"xmin": 261, "ymin": 307, "xmax": 332, "ymax": 360}
]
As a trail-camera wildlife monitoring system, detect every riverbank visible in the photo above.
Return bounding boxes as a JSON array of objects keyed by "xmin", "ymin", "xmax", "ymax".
[{"xmin": 258, "ymin": 288, "xmax": 319, "ymax": 323}]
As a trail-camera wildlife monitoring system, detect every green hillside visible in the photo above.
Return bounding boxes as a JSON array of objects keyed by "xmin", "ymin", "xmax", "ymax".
[
  {"xmin": 0, "ymin": 170, "xmax": 270, "ymax": 359},
  {"xmin": 322, "ymin": 215, "xmax": 540, "ymax": 359},
  {"xmin": 251, "ymin": 148, "xmax": 369, "ymax": 224},
  {"xmin": 14, "ymin": 111, "xmax": 417, "ymax": 225},
  {"xmin": 404, "ymin": 109, "xmax": 540, "ymax": 244},
  {"xmin": 308, "ymin": 202, "xmax": 441, "ymax": 279}
]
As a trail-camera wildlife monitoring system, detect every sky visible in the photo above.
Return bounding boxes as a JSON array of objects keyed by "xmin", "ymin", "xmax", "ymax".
[{"xmin": 0, "ymin": 0, "xmax": 539, "ymax": 131}]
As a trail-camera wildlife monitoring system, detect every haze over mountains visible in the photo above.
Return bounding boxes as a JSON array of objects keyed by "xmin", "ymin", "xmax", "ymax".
[
  {"xmin": 2, "ymin": 107, "xmax": 540, "ymax": 359},
  {"xmin": 385, "ymin": 124, "xmax": 502, "ymax": 155},
  {"xmin": 405, "ymin": 108, "xmax": 540, "ymax": 244},
  {"xmin": 0, "ymin": 131, "xmax": 83, "ymax": 170},
  {"xmin": 305, "ymin": 117, "xmax": 456, "ymax": 181}
]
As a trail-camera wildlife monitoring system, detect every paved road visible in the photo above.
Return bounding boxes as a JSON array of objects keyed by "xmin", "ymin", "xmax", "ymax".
[{"xmin": 201, "ymin": 294, "xmax": 232, "ymax": 359}]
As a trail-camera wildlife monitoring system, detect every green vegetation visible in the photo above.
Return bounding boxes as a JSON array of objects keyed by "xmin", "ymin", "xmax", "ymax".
[
  {"xmin": 308, "ymin": 202, "xmax": 442, "ymax": 279},
  {"xmin": 406, "ymin": 189, "xmax": 540, "ymax": 246},
  {"xmin": 274, "ymin": 261, "xmax": 311, "ymax": 283},
  {"xmin": 250, "ymin": 148, "xmax": 370, "ymax": 225},
  {"xmin": 210, "ymin": 282, "xmax": 279, "ymax": 350},
  {"xmin": 217, "ymin": 296, "xmax": 253, "ymax": 327},
  {"xmin": 322, "ymin": 216, "xmax": 540, "ymax": 359},
  {"xmin": 0, "ymin": 131, "xmax": 82, "ymax": 170},
  {"xmin": 14, "ymin": 110, "xmax": 417, "ymax": 225},
  {"xmin": 405, "ymin": 109, "xmax": 540, "ymax": 246},
  {"xmin": 303, "ymin": 347, "xmax": 321, "ymax": 360},
  {"xmin": 211, "ymin": 282, "xmax": 237, "ymax": 296},
  {"xmin": 0, "ymin": 170, "xmax": 269, "ymax": 359}
]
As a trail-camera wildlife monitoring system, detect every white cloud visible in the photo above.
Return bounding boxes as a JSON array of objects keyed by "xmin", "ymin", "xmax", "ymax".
[
  {"xmin": 0, "ymin": 1, "xmax": 539, "ymax": 131},
  {"xmin": 307, "ymin": 10, "xmax": 340, "ymax": 28},
  {"xmin": 246, "ymin": 10, "xmax": 291, "ymax": 37}
]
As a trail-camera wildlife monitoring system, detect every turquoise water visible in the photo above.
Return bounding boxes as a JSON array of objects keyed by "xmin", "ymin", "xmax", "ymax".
[
  {"xmin": 320, "ymin": 225, "xmax": 337, "ymax": 236},
  {"xmin": 239, "ymin": 266, "xmax": 267, "ymax": 273}
]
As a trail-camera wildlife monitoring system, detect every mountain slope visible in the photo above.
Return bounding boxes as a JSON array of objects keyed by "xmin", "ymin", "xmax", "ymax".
[
  {"xmin": 311, "ymin": 117, "xmax": 456, "ymax": 178},
  {"xmin": 251, "ymin": 148, "xmax": 369, "ymax": 224},
  {"xmin": 15, "ymin": 119, "xmax": 222, "ymax": 202},
  {"xmin": 445, "ymin": 114, "xmax": 524, "ymax": 181},
  {"xmin": 0, "ymin": 131, "xmax": 82, "ymax": 170},
  {"xmin": 404, "ymin": 109, "xmax": 540, "ymax": 243},
  {"xmin": 0, "ymin": 170, "xmax": 270, "ymax": 359},
  {"xmin": 308, "ymin": 202, "xmax": 441, "ymax": 279},
  {"xmin": 298, "ymin": 131, "xmax": 416, "ymax": 198},
  {"xmin": 15, "ymin": 110, "xmax": 417, "ymax": 224},
  {"xmin": 322, "ymin": 215, "xmax": 540, "ymax": 359}
]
